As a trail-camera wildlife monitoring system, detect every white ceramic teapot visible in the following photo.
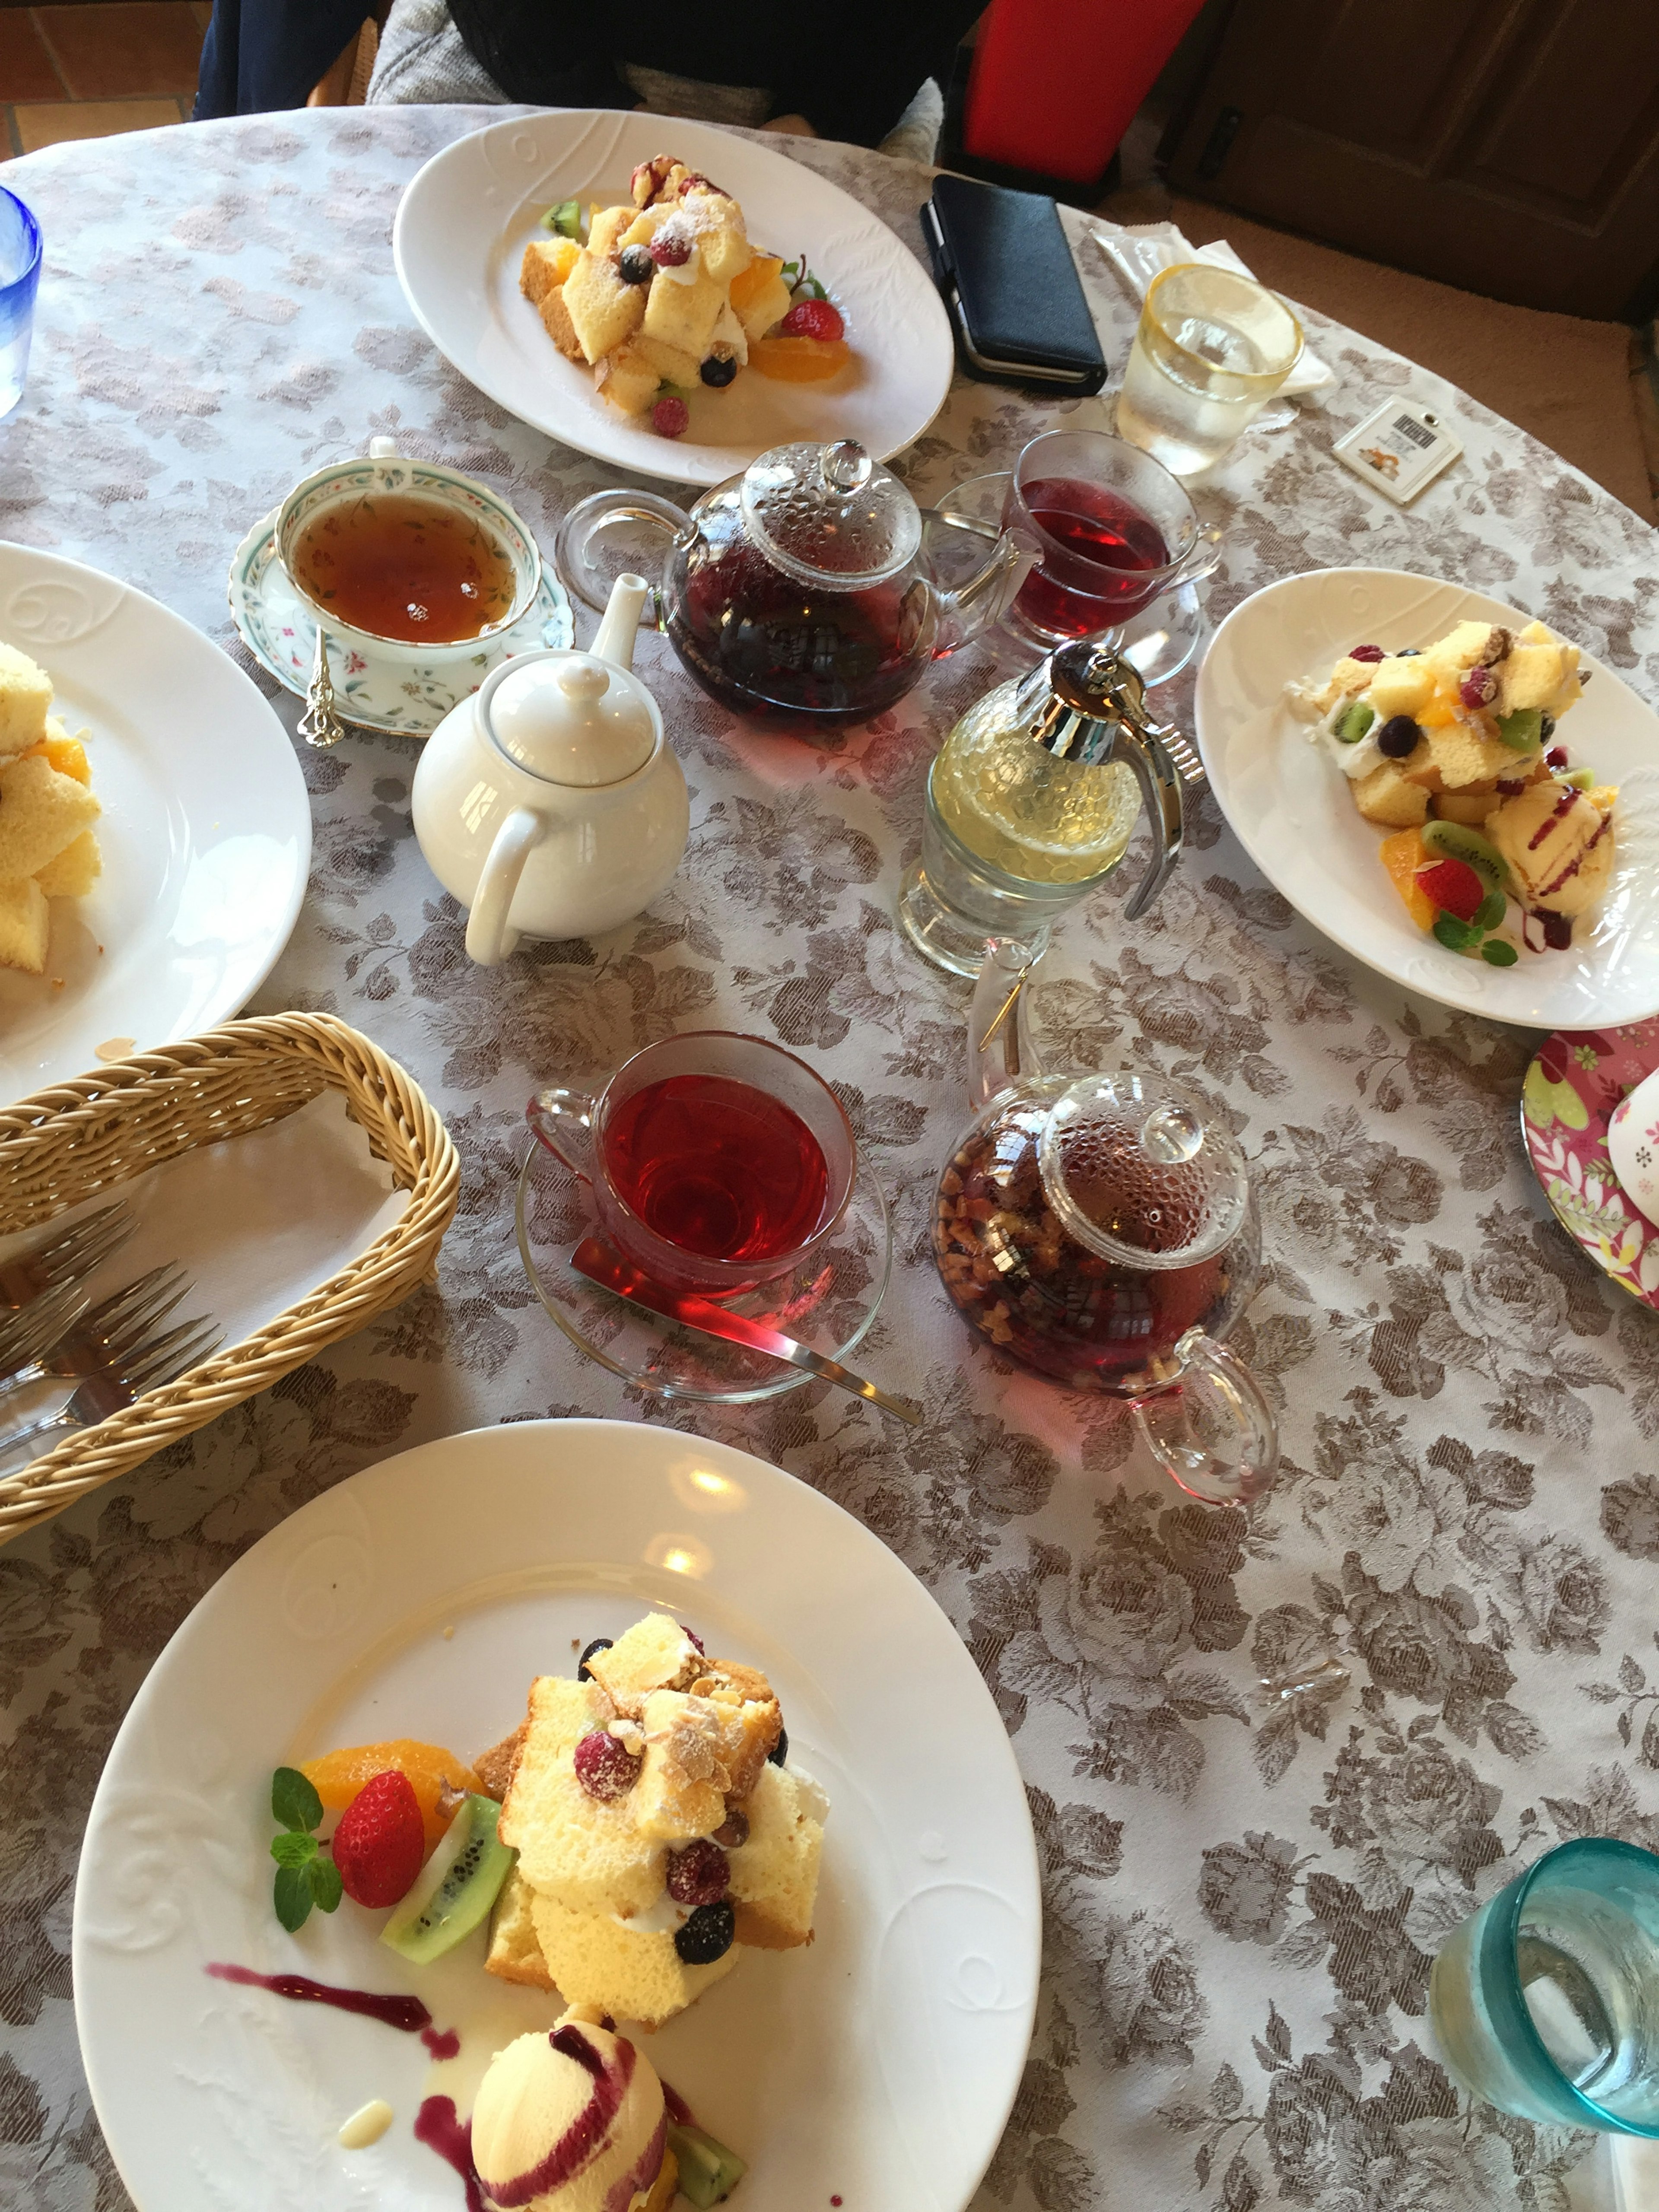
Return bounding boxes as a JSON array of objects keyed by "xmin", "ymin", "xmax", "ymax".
[{"xmin": 411, "ymin": 573, "xmax": 689, "ymax": 965}]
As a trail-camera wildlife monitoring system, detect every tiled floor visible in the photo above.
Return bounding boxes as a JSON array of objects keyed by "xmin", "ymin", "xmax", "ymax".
[{"xmin": 2, "ymin": 2, "xmax": 208, "ymax": 156}]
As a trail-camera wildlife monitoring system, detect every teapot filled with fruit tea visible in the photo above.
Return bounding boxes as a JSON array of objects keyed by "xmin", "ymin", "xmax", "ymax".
[
  {"xmin": 555, "ymin": 438, "xmax": 1036, "ymax": 728},
  {"xmin": 933, "ymin": 938, "xmax": 1278, "ymax": 1503}
]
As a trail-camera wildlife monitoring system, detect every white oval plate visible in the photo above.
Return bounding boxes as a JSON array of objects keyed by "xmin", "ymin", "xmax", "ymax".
[
  {"xmin": 0, "ymin": 543, "xmax": 310, "ymax": 1099},
  {"xmin": 393, "ymin": 111, "xmax": 955, "ymax": 489},
  {"xmin": 1195, "ymin": 567, "xmax": 1659, "ymax": 1027},
  {"xmin": 73, "ymin": 1420, "xmax": 1039, "ymax": 2212}
]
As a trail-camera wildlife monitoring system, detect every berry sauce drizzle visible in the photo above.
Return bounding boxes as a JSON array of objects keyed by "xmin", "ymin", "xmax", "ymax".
[
  {"xmin": 423, "ymin": 2025, "xmax": 462, "ymax": 2061},
  {"xmin": 205, "ymin": 1962, "xmax": 433, "ymax": 2034},
  {"xmin": 416, "ymin": 2096, "xmax": 484, "ymax": 2212},
  {"xmin": 661, "ymin": 2079, "xmax": 695, "ymax": 2127}
]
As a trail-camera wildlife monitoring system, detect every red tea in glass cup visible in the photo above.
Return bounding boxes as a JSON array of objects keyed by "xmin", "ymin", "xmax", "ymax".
[
  {"xmin": 527, "ymin": 1032, "xmax": 855, "ymax": 1297},
  {"xmin": 1001, "ymin": 429, "xmax": 1222, "ymax": 651}
]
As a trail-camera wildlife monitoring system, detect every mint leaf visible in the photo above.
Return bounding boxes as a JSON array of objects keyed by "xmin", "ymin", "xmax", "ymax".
[
  {"xmin": 779, "ymin": 258, "xmax": 801, "ymax": 286},
  {"xmin": 274, "ymin": 1863, "xmax": 315, "ymax": 1932},
  {"xmin": 1433, "ymin": 913, "xmax": 1475, "ymax": 951},
  {"xmin": 271, "ymin": 1830, "xmax": 318, "ymax": 1869},
  {"xmin": 1474, "ymin": 889, "xmax": 1506, "ymax": 931},
  {"xmin": 272, "ymin": 1767, "xmax": 323, "ymax": 1833},
  {"xmin": 309, "ymin": 1856, "xmax": 344, "ymax": 1913},
  {"xmin": 1481, "ymin": 939, "xmax": 1519, "ymax": 966}
]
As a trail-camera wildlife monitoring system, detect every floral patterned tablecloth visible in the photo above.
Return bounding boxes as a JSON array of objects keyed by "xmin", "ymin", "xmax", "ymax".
[{"xmin": 3, "ymin": 105, "xmax": 1659, "ymax": 2212}]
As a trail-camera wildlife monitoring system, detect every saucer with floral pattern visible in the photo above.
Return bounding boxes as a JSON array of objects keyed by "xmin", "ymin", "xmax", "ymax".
[
  {"xmin": 1522, "ymin": 1017, "xmax": 1659, "ymax": 1309},
  {"xmin": 228, "ymin": 508, "xmax": 573, "ymax": 737}
]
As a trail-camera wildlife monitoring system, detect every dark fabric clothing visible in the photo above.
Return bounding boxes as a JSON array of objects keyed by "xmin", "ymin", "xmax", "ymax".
[
  {"xmin": 195, "ymin": 0, "xmax": 366, "ymax": 117},
  {"xmin": 443, "ymin": 2, "xmax": 977, "ymax": 146}
]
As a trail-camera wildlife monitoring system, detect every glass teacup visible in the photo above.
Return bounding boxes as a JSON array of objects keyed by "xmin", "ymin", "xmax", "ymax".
[{"xmin": 527, "ymin": 1032, "xmax": 856, "ymax": 1297}]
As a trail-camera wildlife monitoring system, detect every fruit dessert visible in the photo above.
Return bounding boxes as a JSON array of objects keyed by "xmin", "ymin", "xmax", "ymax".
[
  {"xmin": 1285, "ymin": 616, "xmax": 1613, "ymax": 960},
  {"xmin": 0, "ymin": 639, "xmax": 103, "ymax": 976},
  {"xmin": 483, "ymin": 1614, "xmax": 827, "ymax": 2030},
  {"xmin": 519, "ymin": 154, "xmax": 850, "ymax": 439}
]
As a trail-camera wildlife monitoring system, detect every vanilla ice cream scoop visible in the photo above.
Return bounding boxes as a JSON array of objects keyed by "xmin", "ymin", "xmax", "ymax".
[
  {"xmin": 471, "ymin": 2011, "xmax": 666, "ymax": 2212},
  {"xmin": 1489, "ymin": 780, "xmax": 1615, "ymax": 918}
]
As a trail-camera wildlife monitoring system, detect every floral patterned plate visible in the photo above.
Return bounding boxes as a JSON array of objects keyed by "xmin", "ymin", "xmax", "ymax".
[
  {"xmin": 1522, "ymin": 1018, "xmax": 1659, "ymax": 1307},
  {"xmin": 228, "ymin": 507, "xmax": 573, "ymax": 737}
]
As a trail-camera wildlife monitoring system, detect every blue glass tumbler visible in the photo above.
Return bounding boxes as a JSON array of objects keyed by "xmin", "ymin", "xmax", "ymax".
[
  {"xmin": 1429, "ymin": 1838, "xmax": 1659, "ymax": 2134},
  {"xmin": 0, "ymin": 188, "xmax": 42, "ymax": 423}
]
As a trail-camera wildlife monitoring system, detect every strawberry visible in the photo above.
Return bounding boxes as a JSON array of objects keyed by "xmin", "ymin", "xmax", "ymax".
[
  {"xmin": 779, "ymin": 298, "xmax": 844, "ymax": 343},
  {"xmin": 1414, "ymin": 856, "xmax": 1485, "ymax": 924},
  {"xmin": 331, "ymin": 1770, "xmax": 425, "ymax": 1907}
]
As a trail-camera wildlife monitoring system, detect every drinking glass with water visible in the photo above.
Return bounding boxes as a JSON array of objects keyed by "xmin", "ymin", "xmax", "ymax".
[
  {"xmin": 0, "ymin": 188, "xmax": 41, "ymax": 423},
  {"xmin": 1116, "ymin": 263, "xmax": 1302, "ymax": 480},
  {"xmin": 1430, "ymin": 1838, "xmax": 1659, "ymax": 2135}
]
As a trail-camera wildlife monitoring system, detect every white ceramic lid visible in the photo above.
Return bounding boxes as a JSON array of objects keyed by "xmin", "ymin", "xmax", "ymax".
[{"xmin": 484, "ymin": 652, "xmax": 656, "ymax": 787}]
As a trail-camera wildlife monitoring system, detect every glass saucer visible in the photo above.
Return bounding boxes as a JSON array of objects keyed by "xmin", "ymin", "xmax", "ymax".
[
  {"xmin": 933, "ymin": 470, "xmax": 1208, "ymax": 687},
  {"xmin": 514, "ymin": 1140, "xmax": 894, "ymax": 1404}
]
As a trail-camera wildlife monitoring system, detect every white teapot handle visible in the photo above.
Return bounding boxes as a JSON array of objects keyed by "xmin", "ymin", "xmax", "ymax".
[{"xmin": 465, "ymin": 807, "xmax": 544, "ymax": 966}]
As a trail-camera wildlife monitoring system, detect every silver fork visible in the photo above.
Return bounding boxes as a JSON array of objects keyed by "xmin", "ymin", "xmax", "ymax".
[
  {"xmin": 0, "ymin": 1265, "xmax": 191, "ymax": 1404},
  {"xmin": 0, "ymin": 1202, "xmax": 136, "ymax": 1308},
  {"xmin": 0, "ymin": 1279, "xmax": 92, "ymax": 1381},
  {"xmin": 0, "ymin": 1313, "xmax": 224, "ymax": 1473}
]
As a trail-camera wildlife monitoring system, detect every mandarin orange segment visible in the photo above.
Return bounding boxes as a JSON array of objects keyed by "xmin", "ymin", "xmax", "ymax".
[
  {"xmin": 729, "ymin": 255, "xmax": 783, "ymax": 311},
  {"xmin": 1379, "ymin": 827, "xmax": 1436, "ymax": 931},
  {"xmin": 22, "ymin": 734, "xmax": 90, "ymax": 784},
  {"xmin": 301, "ymin": 1739, "xmax": 483, "ymax": 1856},
  {"xmin": 749, "ymin": 335, "xmax": 850, "ymax": 383}
]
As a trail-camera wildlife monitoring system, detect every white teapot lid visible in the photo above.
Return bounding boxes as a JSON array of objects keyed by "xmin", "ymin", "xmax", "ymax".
[{"xmin": 483, "ymin": 652, "xmax": 657, "ymax": 788}]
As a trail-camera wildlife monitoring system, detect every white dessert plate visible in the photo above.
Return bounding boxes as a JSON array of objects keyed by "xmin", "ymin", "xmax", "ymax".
[
  {"xmin": 1195, "ymin": 568, "xmax": 1659, "ymax": 1026},
  {"xmin": 0, "ymin": 543, "xmax": 310, "ymax": 1100},
  {"xmin": 73, "ymin": 1420, "xmax": 1040, "ymax": 2212},
  {"xmin": 393, "ymin": 111, "xmax": 956, "ymax": 489}
]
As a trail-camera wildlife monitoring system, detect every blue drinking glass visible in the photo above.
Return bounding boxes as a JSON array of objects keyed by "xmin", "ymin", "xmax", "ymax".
[
  {"xmin": 0, "ymin": 187, "xmax": 42, "ymax": 423},
  {"xmin": 1429, "ymin": 1838, "xmax": 1659, "ymax": 2134}
]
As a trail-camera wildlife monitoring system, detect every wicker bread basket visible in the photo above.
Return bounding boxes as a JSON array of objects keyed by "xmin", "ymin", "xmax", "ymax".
[{"xmin": 0, "ymin": 1012, "xmax": 459, "ymax": 1547}]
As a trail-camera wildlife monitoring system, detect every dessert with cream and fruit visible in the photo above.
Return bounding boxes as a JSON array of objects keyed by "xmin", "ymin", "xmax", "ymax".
[
  {"xmin": 484, "ymin": 1614, "xmax": 826, "ymax": 2030},
  {"xmin": 519, "ymin": 156, "xmax": 850, "ymax": 438},
  {"xmin": 1285, "ymin": 615, "xmax": 1614, "ymax": 959}
]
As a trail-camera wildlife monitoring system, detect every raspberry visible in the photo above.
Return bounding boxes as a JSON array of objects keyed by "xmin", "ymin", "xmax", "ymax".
[
  {"xmin": 1375, "ymin": 715, "xmax": 1421, "ymax": 759},
  {"xmin": 651, "ymin": 396, "xmax": 690, "ymax": 439},
  {"xmin": 1347, "ymin": 644, "xmax": 1385, "ymax": 663},
  {"xmin": 574, "ymin": 1730, "xmax": 641, "ymax": 1802},
  {"xmin": 648, "ymin": 232, "xmax": 691, "ymax": 268},
  {"xmin": 680, "ymin": 1624, "xmax": 706, "ymax": 1653},
  {"xmin": 1546, "ymin": 746, "xmax": 1569, "ymax": 770},
  {"xmin": 674, "ymin": 1901, "xmax": 735, "ymax": 1964},
  {"xmin": 1459, "ymin": 666, "xmax": 1498, "ymax": 709},
  {"xmin": 779, "ymin": 299, "xmax": 845, "ymax": 343},
  {"xmin": 676, "ymin": 172, "xmax": 722, "ymax": 198},
  {"xmin": 1415, "ymin": 856, "xmax": 1486, "ymax": 924},
  {"xmin": 666, "ymin": 1840, "xmax": 730, "ymax": 1907},
  {"xmin": 331, "ymin": 1771, "xmax": 425, "ymax": 1908}
]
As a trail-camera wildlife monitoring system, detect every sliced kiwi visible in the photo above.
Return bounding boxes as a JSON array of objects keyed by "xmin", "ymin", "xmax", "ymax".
[
  {"xmin": 381, "ymin": 1793, "xmax": 515, "ymax": 1964},
  {"xmin": 667, "ymin": 2123, "xmax": 748, "ymax": 2208},
  {"xmin": 543, "ymin": 197, "xmax": 582, "ymax": 238},
  {"xmin": 1420, "ymin": 819, "xmax": 1513, "ymax": 896},
  {"xmin": 1560, "ymin": 767, "xmax": 1594, "ymax": 789},
  {"xmin": 1496, "ymin": 706, "xmax": 1542, "ymax": 752},
  {"xmin": 1332, "ymin": 699, "xmax": 1375, "ymax": 745}
]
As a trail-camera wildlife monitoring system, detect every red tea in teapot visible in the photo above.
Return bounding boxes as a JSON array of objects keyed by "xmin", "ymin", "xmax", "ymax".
[
  {"xmin": 602, "ymin": 1072, "xmax": 830, "ymax": 1265},
  {"xmin": 669, "ymin": 540, "xmax": 929, "ymax": 727},
  {"xmin": 933, "ymin": 1106, "xmax": 1232, "ymax": 1391}
]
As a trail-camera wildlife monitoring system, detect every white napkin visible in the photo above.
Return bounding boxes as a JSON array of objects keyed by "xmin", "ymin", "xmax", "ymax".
[
  {"xmin": 0, "ymin": 1090, "xmax": 411, "ymax": 1357},
  {"xmin": 1090, "ymin": 220, "xmax": 1337, "ymax": 397}
]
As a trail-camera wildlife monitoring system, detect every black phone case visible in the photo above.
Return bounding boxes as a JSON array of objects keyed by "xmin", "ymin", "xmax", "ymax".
[{"xmin": 922, "ymin": 174, "xmax": 1106, "ymax": 394}]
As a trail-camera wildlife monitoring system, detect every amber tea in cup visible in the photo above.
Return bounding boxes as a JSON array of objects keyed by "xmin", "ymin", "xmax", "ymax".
[{"xmin": 289, "ymin": 493, "xmax": 518, "ymax": 645}]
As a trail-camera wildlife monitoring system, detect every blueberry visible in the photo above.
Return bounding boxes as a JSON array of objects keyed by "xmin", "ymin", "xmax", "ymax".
[
  {"xmin": 769, "ymin": 1726, "xmax": 788, "ymax": 1767},
  {"xmin": 617, "ymin": 245, "xmax": 655, "ymax": 286},
  {"xmin": 1376, "ymin": 715, "xmax": 1421, "ymax": 759},
  {"xmin": 578, "ymin": 1637, "xmax": 613, "ymax": 1680},
  {"xmin": 1539, "ymin": 712, "xmax": 1556, "ymax": 742},
  {"xmin": 699, "ymin": 353, "xmax": 738, "ymax": 388},
  {"xmin": 674, "ymin": 1901, "xmax": 735, "ymax": 1964},
  {"xmin": 1395, "ymin": 647, "xmax": 1422, "ymax": 657}
]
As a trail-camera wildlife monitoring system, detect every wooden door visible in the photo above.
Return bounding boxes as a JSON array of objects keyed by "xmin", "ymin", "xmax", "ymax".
[{"xmin": 1164, "ymin": 0, "xmax": 1659, "ymax": 320}]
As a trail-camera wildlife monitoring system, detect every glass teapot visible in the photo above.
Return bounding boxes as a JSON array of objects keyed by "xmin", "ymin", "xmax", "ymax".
[
  {"xmin": 933, "ymin": 938, "xmax": 1278, "ymax": 1504},
  {"xmin": 555, "ymin": 438, "xmax": 1036, "ymax": 728}
]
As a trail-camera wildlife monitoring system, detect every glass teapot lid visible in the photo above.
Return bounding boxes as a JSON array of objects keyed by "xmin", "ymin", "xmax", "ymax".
[
  {"xmin": 1038, "ymin": 1071, "xmax": 1249, "ymax": 1271},
  {"xmin": 740, "ymin": 439, "xmax": 922, "ymax": 590}
]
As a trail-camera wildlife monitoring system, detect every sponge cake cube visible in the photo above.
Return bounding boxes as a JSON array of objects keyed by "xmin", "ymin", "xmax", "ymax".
[
  {"xmin": 527, "ymin": 1888, "xmax": 736, "ymax": 2029},
  {"xmin": 485, "ymin": 1866, "xmax": 557, "ymax": 1990},
  {"xmin": 35, "ymin": 830, "xmax": 101, "ymax": 900},
  {"xmin": 496, "ymin": 1675, "xmax": 665, "ymax": 1913},
  {"xmin": 1353, "ymin": 761, "xmax": 1430, "ymax": 828},
  {"xmin": 642, "ymin": 266, "xmax": 726, "ymax": 362},
  {"xmin": 0, "ymin": 878, "xmax": 49, "ymax": 974},
  {"xmin": 0, "ymin": 644, "xmax": 52, "ymax": 759},
  {"xmin": 562, "ymin": 249, "xmax": 647, "ymax": 364},
  {"xmin": 727, "ymin": 1764, "xmax": 823, "ymax": 1949},
  {"xmin": 520, "ymin": 236, "xmax": 578, "ymax": 309},
  {"xmin": 586, "ymin": 1615, "xmax": 705, "ymax": 1718},
  {"xmin": 595, "ymin": 344, "xmax": 662, "ymax": 417},
  {"xmin": 0, "ymin": 753, "xmax": 101, "ymax": 881}
]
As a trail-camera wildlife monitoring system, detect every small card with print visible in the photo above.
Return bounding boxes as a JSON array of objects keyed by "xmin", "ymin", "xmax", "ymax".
[{"xmin": 1332, "ymin": 398, "xmax": 1462, "ymax": 505}]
